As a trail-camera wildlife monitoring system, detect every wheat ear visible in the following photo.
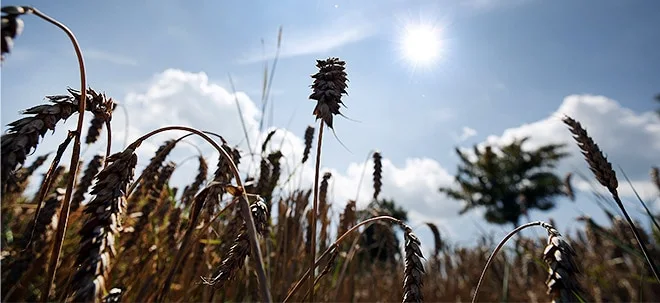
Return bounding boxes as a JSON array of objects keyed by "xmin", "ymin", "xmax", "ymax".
[
  {"xmin": 202, "ymin": 198, "xmax": 269, "ymax": 287},
  {"xmin": 373, "ymin": 151, "xmax": 383, "ymax": 201},
  {"xmin": 67, "ymin": 148, "xmax": 137, "ymax": 302},
  {"xmin": 70, "ymin": 154, "xmax": 104, "ymax": 212},
  {"xmin": 541, "ymin": 222, "xmax": 582, "ymax": 303},
  {"xmin": 402, "ymin": 224, "xmax": 425, "ymax": 302},
  {"xmin": 563, "ymin": 115, "xmax": 660, "ymax": 283}
]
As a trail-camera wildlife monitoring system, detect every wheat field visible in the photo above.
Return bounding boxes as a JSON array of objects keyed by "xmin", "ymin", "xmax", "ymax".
[{"xmin": 2, "ymin": 5, "xmax": 660, "ymax": 303}]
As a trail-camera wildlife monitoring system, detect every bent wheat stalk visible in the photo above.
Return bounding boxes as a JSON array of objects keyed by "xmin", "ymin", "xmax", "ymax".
[
  {"xmin": 1, "ymin": 6, "xmax": 92, "ymax": 301},
  {"xmin": 472, "ymin": 221, "xmax": 581, "ymax": 303},
  {"xmin": 284, "ymin": 215, "xmax": 403, "ymax": 303},
  {"xmin": 126, "ymin": 126, "xmax": 270, "ymax": 303},
  {"xmin": 563, "ymin": 115, "xmax": 660, "ymax": 283}
]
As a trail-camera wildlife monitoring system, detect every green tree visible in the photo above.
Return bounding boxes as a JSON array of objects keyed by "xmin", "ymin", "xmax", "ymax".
[{"xmin": 439, "ymin": 137, "xmax": 568, "ymax": 228}]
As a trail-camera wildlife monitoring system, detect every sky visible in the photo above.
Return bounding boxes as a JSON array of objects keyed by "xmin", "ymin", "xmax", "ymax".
[{"xmin": 2, "ymin": 0, "xmax": 659, "ymax": 252}]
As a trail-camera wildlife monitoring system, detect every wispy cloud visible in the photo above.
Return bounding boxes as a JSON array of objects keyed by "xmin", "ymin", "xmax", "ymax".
[
  {"xmin": 458, "ymin": 126, "xmax": 478, "ymax": 141},
  {"xmin": 84, "ymin": 48, "xmax": 138, "ymax": 66},
  {"xmin": 238, "ymin": 16, "xmax": 377, "ymax": 63}
]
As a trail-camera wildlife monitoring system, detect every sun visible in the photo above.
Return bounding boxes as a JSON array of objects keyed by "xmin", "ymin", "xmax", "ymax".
[{"xmin": 398, "ymin": 21, "xmax": 445, "ymax": 69}]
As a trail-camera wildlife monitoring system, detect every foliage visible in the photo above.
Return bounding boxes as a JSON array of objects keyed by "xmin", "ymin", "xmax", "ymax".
[{"xmin": 440, "ymin": 137, "xmax": 569, "ymax": 227}]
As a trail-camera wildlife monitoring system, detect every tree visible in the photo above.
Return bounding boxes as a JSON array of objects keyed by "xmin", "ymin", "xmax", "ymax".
[{"xmin": 439, "ymin": 137, "xmax": 569, "ymax": 228}]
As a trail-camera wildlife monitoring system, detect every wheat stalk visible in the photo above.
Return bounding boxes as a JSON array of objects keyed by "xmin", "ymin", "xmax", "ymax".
[
  {"xmin": 472, "ymin": 221, "xmax": 581, "ymax": 303},
  {"xmin": 1, "ymin": 8, "xmax": 23, "ymax": 61},
  {"xmin": 0, "ymin": 91, "xmax": 87, "ymax": 191},
  {"xmin": 541, "ymin": 222, "xmax": 581, "ymax": 303},
  {"xmin": 563, "ymin": 115, "xmax": 660, "ymax": 283},
  {"xmin": 302, "ymin": 125, "xmax": 315, "ymax": 164},
  {"xmin": 308, "ymin": 56, "xmax": 348, "ymax": 302},
  {"xmin": 202, "ymin": 198, "xmax": 269, "ymax": 288},
  {"xmin": 3, "ymin": 153, "xmax": 49, "ymax": 196},
  {"xmin": 70, "ymin": 154, "xmax": 104, "ymax": 212},
  {"xmin": 67, "ymin": 147, "xmax": 137, "ymax": 302},
  {"xmin": 402, "ymin": 224, "xmax": 425, "ymax": 302},
  {"xmin": 126, "ymin": 126, "xmax": 270, "ymax": 303},
  {"xmin": 373, "ymin": 151, "xmax": 383, "ymax": 201},
  {"xmin": 181, "ymin": 155, "xmax": 208, "ymax": 208}
]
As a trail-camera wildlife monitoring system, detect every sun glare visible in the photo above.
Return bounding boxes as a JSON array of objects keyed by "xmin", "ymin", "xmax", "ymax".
[{"xmin": 398, "ymin": 21, "xmax": 445, "ymax": 70}]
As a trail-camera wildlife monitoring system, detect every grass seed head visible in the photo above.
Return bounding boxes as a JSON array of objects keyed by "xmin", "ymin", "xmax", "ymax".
[
  {"xmin": 373, "ymin": 151, "xmax": 383, "ymax": 201},
  {"xmin": 79, "ymin": 89, "xmax": 115, "ymax": 145},
  {"xmin": 309, "ymin": 57, "xmax": 348, "ymax": 129},
  {"xmin": 68, "ymin": 148, "xmax": 137, "ymax": 302},
  {"xmin": 1, "ymin": 9, "xmax": 24, "ymax": 61},
  {"xmin": 562, "ymin": 116, "xmax": 618, "ymax": 195},
  {"xmin": 71, "ymin": 154, "xmax": 105, "ymax": 212},
  {"xmin": 302, "ymin": 125, "xmax": 315, "ymax": 163},
  {"xmin": 541, "ymin": 221, "xmax": 581, "ymax": 303},
  {"xmin": 402, "ymin": 225, "xmax": 425, "ymax": 303},
  {"xmin": 1, "ymin": 89, "xmax": 94, "ymax": 191},
  {"xmin": 203, "ymin": 198, "xmax": 269, "ymax": 287},
  {"xmin": 181, "ymin": 155, "xmax": 208, "ymax": 207}
]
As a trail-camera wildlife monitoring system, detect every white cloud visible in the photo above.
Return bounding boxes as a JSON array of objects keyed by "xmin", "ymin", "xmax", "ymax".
[
  {"xmin": 84, "ymin": 48, "xmax": 138, "ymax": 66},
  {"xmin": 238, "ymin": 16, "xmax": 376, "ymax": 63},
  {"xmin": 456, "ymin": 126, "xmax": 477, "ymax": 142}
]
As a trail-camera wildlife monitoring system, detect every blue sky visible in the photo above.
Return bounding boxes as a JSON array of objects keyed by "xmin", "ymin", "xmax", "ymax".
[{"xmin": 2, "ymin": 0, "xmax": 659, "ymax": 249}]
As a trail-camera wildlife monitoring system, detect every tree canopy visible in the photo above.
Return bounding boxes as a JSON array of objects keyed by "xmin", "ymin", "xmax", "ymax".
[{"xmin": 440, "ymin": 137, "xmax": 569, "ymax": 227}]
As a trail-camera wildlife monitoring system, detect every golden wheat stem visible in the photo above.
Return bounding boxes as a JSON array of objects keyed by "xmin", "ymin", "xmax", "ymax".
[
  {"xmin": 23, "ymin": 131, "xmax": 74, "ymax": 251},
  {"xmin": 309, "ymin": 119, "xmax": 325, "ymax": 303},
  {"xmin": 20, "ymin": 7, "xmax": 89, "ymax": 301}
]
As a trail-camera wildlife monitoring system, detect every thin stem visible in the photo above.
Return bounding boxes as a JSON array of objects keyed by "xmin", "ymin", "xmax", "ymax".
[
  {"xmin": 472, "ymin": 221, "xmax": 543, "ymax": 303},
  {"xmin": 617, "ymin": 166, "xmax": 660, "ymax": 232},
  {"xmin": 116, "ymin": 103, "xmax": 130, "ymax": 149},
  {"xmin": 333, "ymin": 225, "xmax": 369, "ymax": 300},
  {"xmin": 309, "ymin": 120, "xmax": 324, "ymax": 302},
  {"xmin": 29, "ymin": 7, "xmax": 88, "ymax": 302},
  {"xmin": 228, "ymin": 74, "xmax": 254, "ymax": 163},
  {"xmin": 23, "ymin": 131, "xmax": 75, "ymax": 251},
  {"xmin": 354, "ymin": 149, "xmax": 375, "ymax": 204},
  {"xmin": 104, "ymin": 120, "xmax": 112, "ymax": 168},
  {"xmin": 284, "ymin": 215, "xmax": 400, "ymax": 303},
  {"xmin": 613, "ymin": 194, "xmax": 660, "ymax": 283}
]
